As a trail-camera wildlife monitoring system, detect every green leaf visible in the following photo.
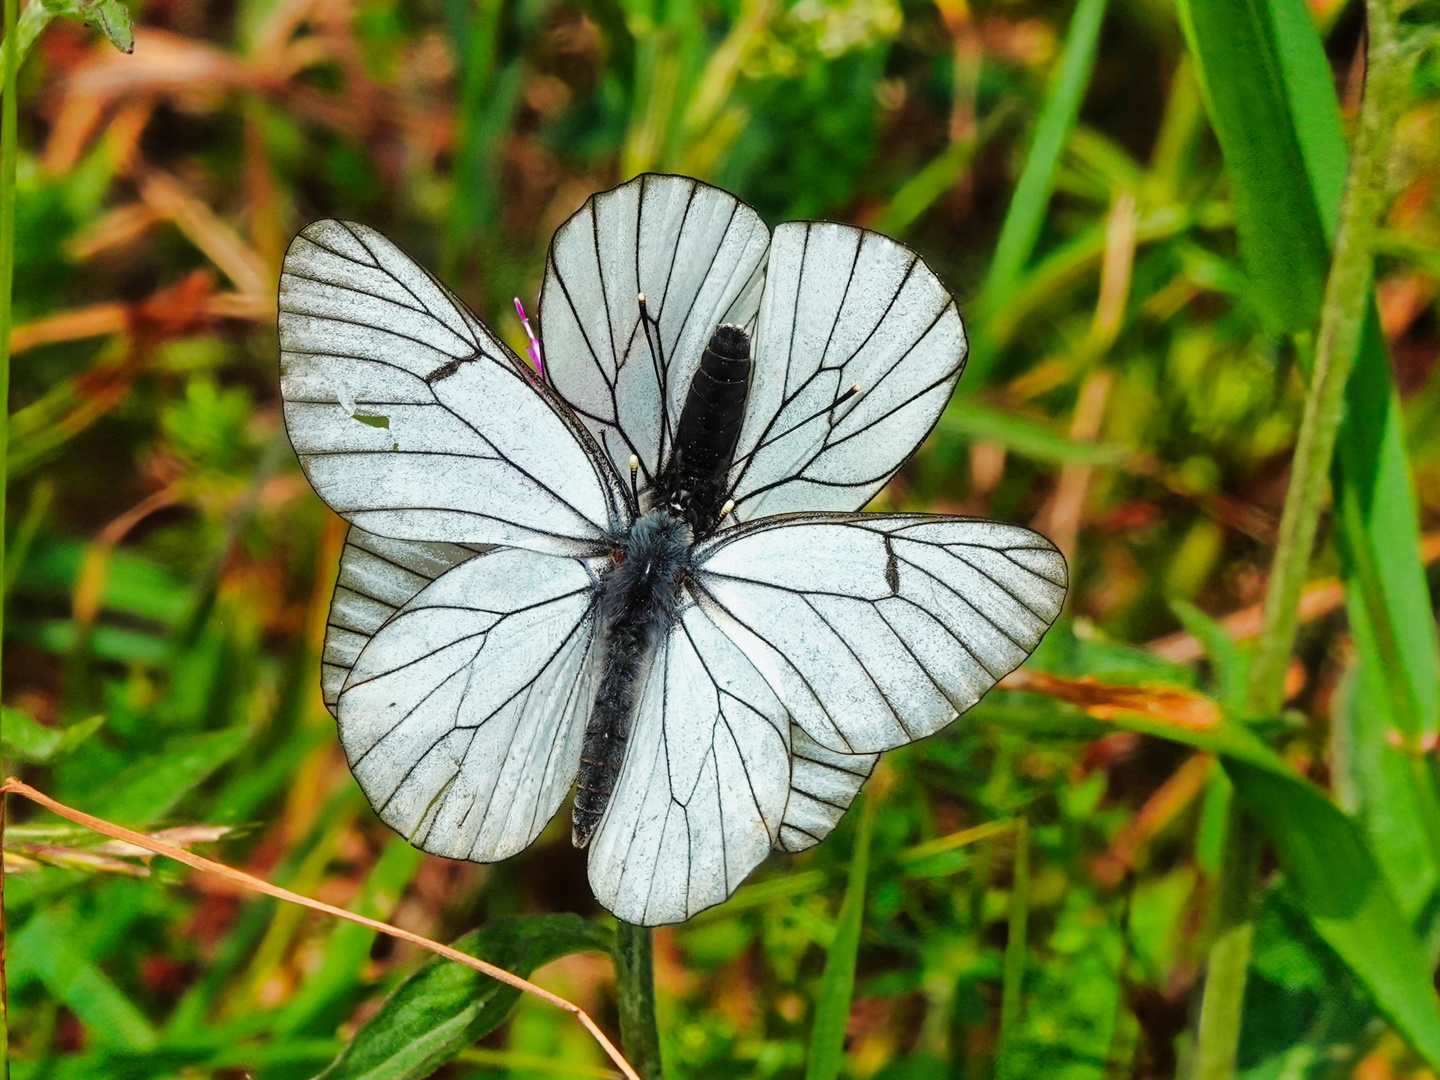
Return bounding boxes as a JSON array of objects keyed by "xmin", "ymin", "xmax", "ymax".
[
  {"xmin": 38, "ymin": 0, "xmax": 132, "ymax": 52},
  {"xmin": 806, "ymin": 794, "xmax": 874, "ymax": 1080},
  {"xmin": 1223, "ymin": 757, "xmax": 1440, "ymax": 1068},
  {"xmin": 935, "ymin": 400, "xmax": 1132, "ymax": 467},
  {"xmin": 1168, "ymin": 600, "xmax": 1249, "ymax": 715},
  {"xmin": 93, "ymin": 725, "xmax": 252, "ymax": 826},
  {"xmin": 1238, "ymin": 891, "xmax": 1373, "ymax": 1079},
  {"xmin": 1172, "ymin": 0, "xmax": 1332, "ymax": 335},
  {"xmin": 312, "ymin": 914, "xmax": 613, "ymax": 1080},
  {"xmin": 966, "ymin": 0, "xmax": 1108, "ymax": 382},
  {"xmin": 1079, "ymin": 703, "xmax": 1440, "ymax": 1069},
  {"xmin": 2, "ymin": 706, "xmax": 103, "ymax": 763},
  {"xmin": 1178, "ymin": 0, "xmax": 1440, "ymax": 1003},
  {"xmin": 10, "ymin": 0, "xmax": 133, "ymax": 79},
  {"xmin": 10, "ymin": 905, "xmax": 158, "ymax": 1050}
]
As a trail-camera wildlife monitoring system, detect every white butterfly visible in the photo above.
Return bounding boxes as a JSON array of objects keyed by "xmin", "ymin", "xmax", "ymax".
[{"xmin": 280, "ymin": 173, "xmax": 1067, "ymax": 926}]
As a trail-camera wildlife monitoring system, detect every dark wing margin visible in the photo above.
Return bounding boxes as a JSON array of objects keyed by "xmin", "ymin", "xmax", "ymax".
[
  {"xmin": 540, "ymin": 174, "xmax": 770, "ymax": 492},
  {"xmin": 723, "ymin": 223, "xmax": 967, "ymax": 525},
  {"xmin": 281, "ymin": 219, "xmax": 628, "ymax": 556},
  {"xmin": 693, "ymin": 514, "xmax": 1067, "ymax": 756}
]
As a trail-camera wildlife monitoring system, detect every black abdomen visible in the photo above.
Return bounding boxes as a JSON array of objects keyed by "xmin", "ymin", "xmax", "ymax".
[
  {"xmin": 572, "ymin": 511, "xmax": 691, "ymax": 847},
  {"xmin": 571, "ymin": 325, "xmax": 753, "ymax": 847},
  {"xmin": 657, "ymin": 323, "xmax": 751, "ymax": 534}
]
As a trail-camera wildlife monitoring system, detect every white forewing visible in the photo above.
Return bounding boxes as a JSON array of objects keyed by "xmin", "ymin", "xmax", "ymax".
[
  {"xmin": 337, "ymin": 547, "xmax": 603, "ymax": 862},
  {"xmin": 320, "ymin": 528, "xmax": 491, "ymax": 715},
  {"xmin": 725, "ymin": 224, "xmax": 966, "ymax": 522},
  {"xmin": 695, "ymin": 515, "xmax": 1066, "ymax": 755},
  {"xmin": 540, "ymin": 174, "xmax": 770, "ymax": 489},
  {"xmin": 587, "ymin": 604, "xmax": 790, "ymax": 926},
  {"xmin": 281, "ymin": 219, "xmax": 626, "ymax": 555}
]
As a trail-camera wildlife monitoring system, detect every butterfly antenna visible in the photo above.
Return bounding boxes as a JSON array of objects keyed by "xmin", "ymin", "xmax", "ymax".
[
  {"xmin": 513, "ymin": 297, "xmax": 544, "ymax": 376},
  {"xmin": 730, "ymin": 383, "xmax": 864, "ymax": 472},
  {"xmin": 628, "ymin": 454, "xmax": 640, "ymax": 506}
]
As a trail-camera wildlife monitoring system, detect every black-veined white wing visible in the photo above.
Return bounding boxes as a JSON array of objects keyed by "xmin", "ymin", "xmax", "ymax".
[
  {"xmin": 694, "ymin": 515, "xmax": 1066, "ymax": 755},
  {"xmin": 725, "ymin": 224, "xmax": 967, "ymax": 523},
  {"xmin": 320, "ymin": 528, "xmax": 491, "ymax": 715},
  {"xmin": 540, "ymin": 174, "xmax": 770, "ymax": 490},
  {"xmin": 337, "ymin": 547, "xmax": 604, "ymax": 862},
  {"xmin": 281, "ymin": 220, "xmax": 627, "ymax": 556},
  {"xmin": 587, "ymin": 604, "xmax": 790, "ymax": 925},
  {"xmin": 777, "ymin": 728, "xmax": 877, "ymax": 853}
]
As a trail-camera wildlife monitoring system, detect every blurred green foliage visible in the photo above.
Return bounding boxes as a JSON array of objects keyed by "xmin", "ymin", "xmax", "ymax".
[{"xmin": 4, "ymin": 0, "xmax": 1440, "ymax": 1077}]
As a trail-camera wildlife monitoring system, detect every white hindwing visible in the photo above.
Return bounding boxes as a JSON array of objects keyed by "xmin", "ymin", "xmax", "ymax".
[
  {"xmin": 726, "ymin": 223, "xmax": 967, "ymax": 523},
  {"xmin": 281, "ymin": 219, "xmax": 626, "ymax": 555},
  {"xmin": 778, "ymin": 728, "xmax": 877, "ymax": 853},
  {"xmin": 695, "ymin": 516, "xmax": 1067, "ymax": 755},
  {"xmin": 321, "ymin": 528, "xmax": 491, "ymax": 715},
  {"xmin": 540, "ymin": 174, "xmax": 771, "ymax": 490},
  {"xmin": 587, "ymin": 604, "xmax": 791, "ymax": 926},
  {"xmin": 337, "ymin": 547, "xmax": 604, "ymax": 862}
]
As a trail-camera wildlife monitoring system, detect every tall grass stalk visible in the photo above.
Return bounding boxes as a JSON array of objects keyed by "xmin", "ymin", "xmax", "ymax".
[
  {"xmin": 0, "ymin": 0, "xmax": 18, "ymax": 1065},
  {"xmin": 614, "ymin": 921, "xmax": 663, "ymax": 1079},
  {"xmin": 806, "ymin": 792, "xmax": 875, "ymax": 1080},
  {"xmin": 1192, "ymin": 0, "xmax": 1424, "ymax": 1073}
]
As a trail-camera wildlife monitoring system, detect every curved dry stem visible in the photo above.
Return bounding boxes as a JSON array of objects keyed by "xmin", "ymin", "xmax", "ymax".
[{"xmin": 0, "ymin": 777, "xmax": 641, "ymax": 1080}]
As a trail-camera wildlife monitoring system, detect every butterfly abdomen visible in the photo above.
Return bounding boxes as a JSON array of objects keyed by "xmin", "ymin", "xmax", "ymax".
[
  {"xmin": 657, "ymin": 323, "xmax": 751, "ymax": 534},
  {"xmin": 572, "ymin": 511, "xmax": 693, "ymax": 847}
]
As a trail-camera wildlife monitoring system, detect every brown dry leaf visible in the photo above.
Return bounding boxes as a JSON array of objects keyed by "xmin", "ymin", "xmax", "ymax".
[
  {"xmin": 19, "ymin": 843, "xmax": 152, "ymax": 877},
  {"xmin": 11, "ymin": 302, "xmax": 128, "ymax": 354},
  {"xmin": 45, "ymin": 32, "xmax": 256, "ymax": 173},
  {"xmin": 95, "ymin": 825, "xmax": 233, "ymax": 858},
  {"xmin": 1092, "ymin": 752, "xmax": 1213, "ymax": 886},
  {"xmin": 138, "ymin": 170, "xmax": 271, "ymax": 296},
  {"xmin": 1148, "ymin": 529, "xmax": 1440, "ymax": 663},
  {"xmin": 1001, "ymin": 669, "xmax": 1222, "ymax": 730},
  {"xmin": 67, "ymin": 201, "xmax": 161, "ymax": 260}
]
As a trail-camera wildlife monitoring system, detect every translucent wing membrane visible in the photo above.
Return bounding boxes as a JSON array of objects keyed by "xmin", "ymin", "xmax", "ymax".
[
  {"xmin": 281, "ymin": 219, "xmax": 626, "ymax": 556},
  {"xmin": 726, "ymin": 223, "xmax": 967, "ymax": 522},
  {"xmin": 337, "ymin": 548, "xmax": 604, "ymax": 862},
  {"xmin": 540, "ymin": 174, "xmax": 770, "ymax": 489},
  {"xmin": 320, "ymin": 528, "xmax": 490, "ymax": 715},
  {"xmin": 695, "ymin": 515, "xmax": 1067, "ymax": 755},
  {"xmin": 588, "ymin": 605, "xmax": 791, "ymax": 925}
]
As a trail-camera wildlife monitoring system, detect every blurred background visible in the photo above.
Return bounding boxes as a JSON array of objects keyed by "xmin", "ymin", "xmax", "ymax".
[{"xmin": 4, "ymin": 0, "xmax": 1440, "ymax": 1077}]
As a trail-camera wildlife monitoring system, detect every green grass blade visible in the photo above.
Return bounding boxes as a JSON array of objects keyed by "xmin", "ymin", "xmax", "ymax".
[
  {"xmin": 272, "ymin": 837, "xmax": 424, "ymax": 1038},
  {"xmin": 1178, "ymin": 1, "xmax": 1440, "ymax": 1070},
  {"xmin": 993, "ymin": 816, "xmax": 1029, "ymax": 1080},
  {"xmin": 805, "ymin": 794, "xmax": 874, "ymax": 1080},
  {"xmin": 1172, "ymin": 0, "xmax": 1330, "ymax": 337},
  {"xmin": 969, "ymin": 0, "xmax": 1107, "ymax": 373}
]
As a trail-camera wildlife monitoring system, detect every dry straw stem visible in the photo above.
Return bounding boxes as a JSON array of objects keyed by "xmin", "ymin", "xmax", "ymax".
[{"xmin": 0, "ymin": 777, "xmax": 642, "ymax": 1080}]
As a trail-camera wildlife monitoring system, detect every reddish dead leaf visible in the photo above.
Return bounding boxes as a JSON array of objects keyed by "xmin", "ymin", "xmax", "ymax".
[
  {"xmin": 1002, "ymin": 669, "xmax": 1222, "ymax": 730},
  {"xmin": 128, "ymin": 269, "xmax": 218, "ymax": 344}
]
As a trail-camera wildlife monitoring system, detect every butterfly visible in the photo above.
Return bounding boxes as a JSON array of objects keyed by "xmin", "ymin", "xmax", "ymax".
[{"xmin": 279, "ymin": 173, "xmax": 1067, "ymax": 926}]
